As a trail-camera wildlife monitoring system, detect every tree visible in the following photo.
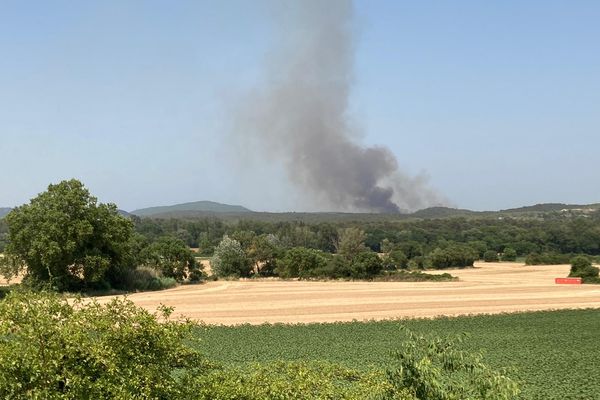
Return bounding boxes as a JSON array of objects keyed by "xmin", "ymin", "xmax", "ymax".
[
  {"xmin": 428, "ymin": 244, "xmax": 478, "ymax": 269},
  {"xmin": 350, "ymin": 251, "xmax": 384, "ymax": 278},
  {"xmin": 569, "ymin": 256, "xmax": 600, "ymax": 283},
  {"xmin": 501, "ymin": 247, "xmax": 518, "ymax": 262},
  {"xmin": 248, "ymin": 234, "xmax": 282, "ymax": 276},
  {"xmin": 139, "ymin": 236, "xmax": 202, "ymax": 281},
  {"xmin": 335, "ymin": 228, "xmax": 367, "ymax": 261},
  {"xmin": 1, "ymin": 179, "xmax": 134, "ymax": 291},
  {"xmin": 211, "ymin": 236, "xmax": 251, "ymax": 277},
  {"xmin": 483, "ymin": 250, "xmax": 499, "ymax": 263},
  {"xmin": 385, "ymin": 249, "xmax": 408, "ymax": 270},
  {"xmin": 275, "ymin": 247, "xmax": 330, "ymax": 278}
]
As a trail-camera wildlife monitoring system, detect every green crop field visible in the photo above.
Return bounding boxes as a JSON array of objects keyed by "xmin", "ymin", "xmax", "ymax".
[{"xmin": 195, "ymin": 309, "xmax": 600, "ymax": 399}]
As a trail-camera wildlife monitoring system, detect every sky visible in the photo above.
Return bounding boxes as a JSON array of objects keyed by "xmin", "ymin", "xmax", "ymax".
[{"xmin": 1, "ymin": 0, "xmax": 599, "ymax": 212}]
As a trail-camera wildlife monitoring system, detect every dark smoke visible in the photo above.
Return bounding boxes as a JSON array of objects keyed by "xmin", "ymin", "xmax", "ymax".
[{"xmin": 232, "ymin": 0, "xmax": 443, "ymax": 213}]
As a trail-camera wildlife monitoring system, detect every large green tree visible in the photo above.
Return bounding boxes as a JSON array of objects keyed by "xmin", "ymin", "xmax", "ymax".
[{"xmin": 1, "ymin": 179, "xmax": 134, "ymax": 290}]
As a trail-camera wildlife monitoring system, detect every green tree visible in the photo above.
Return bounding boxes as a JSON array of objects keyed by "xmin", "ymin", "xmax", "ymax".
[
  {"xmin": 350, "ymin": 252, "xmax": 384, "ymax": 278},
  {"xmin": 336, "ymin": 228, "xmax": 368, "ymax": 261},
  {"xmin": 248, "ymin": 234, "xmax": 282, "ymax": 276},
  {"xmin": 139, "ymin": 236, "xmax": 202, "ymax": 281},
  {"xmin": 384, "ymin": 249, "xmax": 409, "ymax": 270},
  {"xmin": 501, "ymin": 247, "xmax": 518, "ymax": 262},
  {"xmin": 0, "ymin": 179, "xmax": 134, "ymax": 291},
  {"xmin": 211, "ymin": 236, "xmax": 251, "ymax": 277},
  {"xmin": 569, "ymin": 256, "xmax": 600, "ymax": 283},
  {"xmin": 276, "ymin": 247, "xmax": 330, "ymax": 278},
  {"xmin": 483, "ymin": 250, "xmax": 499, "ymax": 263}
]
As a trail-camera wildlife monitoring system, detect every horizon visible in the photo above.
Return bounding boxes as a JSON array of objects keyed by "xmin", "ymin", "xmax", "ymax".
[{"xmin": 1, "ymin": 1, "xmax": 599, "ymax": 212}]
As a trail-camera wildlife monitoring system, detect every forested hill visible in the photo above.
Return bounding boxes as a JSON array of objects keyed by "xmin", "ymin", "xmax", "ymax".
[
  {"xmin": 500, "ymin": 203, "xmax": 600, "ymax": 213},
  {"xmin": 131, "ymin": 201, "xmax": 252, "ymax": 217}
]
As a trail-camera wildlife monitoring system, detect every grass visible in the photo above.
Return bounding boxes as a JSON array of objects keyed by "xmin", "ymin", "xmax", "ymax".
[{"xmin": 195, "ymin": 309, "xmax": 600, "ymax": 399}]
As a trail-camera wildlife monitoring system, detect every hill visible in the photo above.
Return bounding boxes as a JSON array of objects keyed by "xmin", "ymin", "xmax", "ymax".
[
  {"xmin": 0, "ymin": 208, "xmax": 12, "ymax": 219},
  {"xmin": 131, "ymin": 201, "xmax": 252, "ymax": 217},
  {"xmin": 501, "ymin": 203, "xmax": 600, "ymax": 213}
]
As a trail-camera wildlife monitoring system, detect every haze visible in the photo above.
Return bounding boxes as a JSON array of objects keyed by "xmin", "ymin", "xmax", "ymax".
[{"xmin": 1, "ymin": 1, "xmax": 598, "ymax": 212}]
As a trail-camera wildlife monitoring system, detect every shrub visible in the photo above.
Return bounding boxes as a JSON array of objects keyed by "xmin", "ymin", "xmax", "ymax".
[
  {"xmin": 0, "ymin": 290, "xmax": 203, "ymax": 398},
  {"xmin": 385, "ymin": 330, "xmax": 520, "ymax": 400},
  {"xmin": 119, "ymin": 266, "xmax": 178, "ymax": 292},
  {"xmin": 483, "ymin": 250, "xmax": 499, "ymax": 262},
  {"xmin": 501, "ymin": 247, "xmax": 518, "ymax": 262},
  {"xmin": 569, "ymin": 256, "xmax": 600, "ymax": 283},
  {"xmin": 525, "ymin": 252, "xmax": 571, "ymax": 265}
]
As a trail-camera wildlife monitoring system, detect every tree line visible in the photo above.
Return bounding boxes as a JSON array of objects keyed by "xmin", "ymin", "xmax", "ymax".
[{"xmin": 2, "ymin": 179, "xmax": 599, "ymax": 288}]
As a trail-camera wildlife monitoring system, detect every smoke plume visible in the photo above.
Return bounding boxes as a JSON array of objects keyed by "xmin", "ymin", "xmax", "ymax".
[{"xmin": 232, "ymin": 0, "xmax": 443, "ymax": 213}]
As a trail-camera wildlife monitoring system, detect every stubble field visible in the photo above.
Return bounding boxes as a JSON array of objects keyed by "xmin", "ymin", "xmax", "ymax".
[{"xmin": 99, "ymin": 262, "xmax": 600, "ymax": 324}]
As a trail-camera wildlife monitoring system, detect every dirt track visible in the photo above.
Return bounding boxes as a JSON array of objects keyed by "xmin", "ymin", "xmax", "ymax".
[{"xmin": 96, "ymin": 262, "xmax": 600, "ymax": 325}]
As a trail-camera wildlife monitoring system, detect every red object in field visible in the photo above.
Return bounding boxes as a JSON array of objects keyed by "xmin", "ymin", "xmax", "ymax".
[{"xmin": 555, "ymin": 277, "xmax": 582, "ymax": 284}]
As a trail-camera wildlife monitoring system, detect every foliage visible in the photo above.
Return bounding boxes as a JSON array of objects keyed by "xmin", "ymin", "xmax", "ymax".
[
  {"xmin": 373, "ymin": 271, "xmax": 457, "ymax": 282},
  {"xmin": 500, "ymin": 248, "xmax": 517, "ymax": 262},
  {"xmin": 428, "ymin": 244, "xmax": 478, "ymax": 269},
  {"xmin": 483, "ymin": 250, "xmax": 499, "ymax": 262},
  {"xmin": 276, "ymin": 247, "xmax": 330, "ymax": 278},
  {"xmin": 349, "ymin": 251, "xmax": 384, "ymax": 278},
  {"xmin": 211, "ymin": 236, "xmax": 251, "ymax": 277},
  {"xmin": 1, "ymin": 180, "xmax": 134, "ymax": 291},
  {"xmin": 385, "ymin": 330, "xmax": 520, "ymax": 399},
  {"xmin": 198, "ymin": 309, "xmax": 600, "ymax": 399},
  {"xmin": 525, "ymin": 252, "xmax": 571, "ymax": 265},
  {"xmin": 139, "ymin": 235, "xmax": 201, "ymax": 281},
  {"xmin": 118, "ymin": 266, "xmax": 178, "ymax": 291},
  {"xmin": 0, "ymin": 290, "xmax": 203, "ymax": 399},
  {"xmin": 335, "ymin": 227, "xmax": 368, "ymax": 260},
  {"xmin": 383, "ymin": 249, "xmax": 409, "ymax": 270},
  {"xmin": 568, "ymin": 256, "xmax": 600, "ymax": 283},
  {"xmin": 247, "ymin": 233, "xmax": 283, "ymax": 276},
  {"xmin": 184, "ymin": 361, "xmax": 394, "ymax": 400}
]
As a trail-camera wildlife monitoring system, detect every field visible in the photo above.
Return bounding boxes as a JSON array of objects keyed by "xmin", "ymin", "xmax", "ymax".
[
  {"xmin": 195, "ymin": 309, "xmax": 600, "ymax": 399},
  {"xmin": 99, "ymin": 262, "xmax": 600, "ymax": 324}
]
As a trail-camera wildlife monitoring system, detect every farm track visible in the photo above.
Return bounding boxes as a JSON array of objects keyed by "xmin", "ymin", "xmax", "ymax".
[{"xmin": 96, "ymin": 262, "xmax": 600, "ymax": 325}]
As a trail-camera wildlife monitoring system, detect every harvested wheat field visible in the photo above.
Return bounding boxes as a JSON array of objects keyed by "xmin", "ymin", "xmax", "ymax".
[{"xmin": 98, "ymin": 262, "xmax": 600, "ymax": 325}]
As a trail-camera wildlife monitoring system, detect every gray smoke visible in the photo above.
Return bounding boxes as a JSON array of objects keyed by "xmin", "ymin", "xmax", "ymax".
[{"xmin": 232, "ymin": 0, "xmax": 443, "ymax": 213}]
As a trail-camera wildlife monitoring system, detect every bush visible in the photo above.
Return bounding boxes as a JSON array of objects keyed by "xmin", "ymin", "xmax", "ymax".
[
  {"xmin": 501, "ymin": 247, "xmax": 518, "ymax": 262},
  {"xmin": 0, "ymin": 290, "xmax": 203, "ymax": 398},
  {"xmin": 569, "ymin": 256, "xmax": 600, "ymax": 283},
  {"xmin": 483, "ymin": 250, "xmax": 499, "ymax": 262},
  {"xmin": 385, "ymin": 330, "xmax": 520, "ymax": 400},
  {"xmin": 120, "ymin": 267, "xmax": 178, "ymax": 291},
  {"xmin": 525, "ymin": 252, "xmax": 571, "ymax": 265},
  {"xmin": 374, "ymin": 271, "xmax": 457, "ymax": 282}
]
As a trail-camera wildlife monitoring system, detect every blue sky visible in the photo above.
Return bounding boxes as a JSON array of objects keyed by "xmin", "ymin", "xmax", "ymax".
[{"xmin": 1, "ymin": 1, "xmax": 599, "ymax": 211}]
